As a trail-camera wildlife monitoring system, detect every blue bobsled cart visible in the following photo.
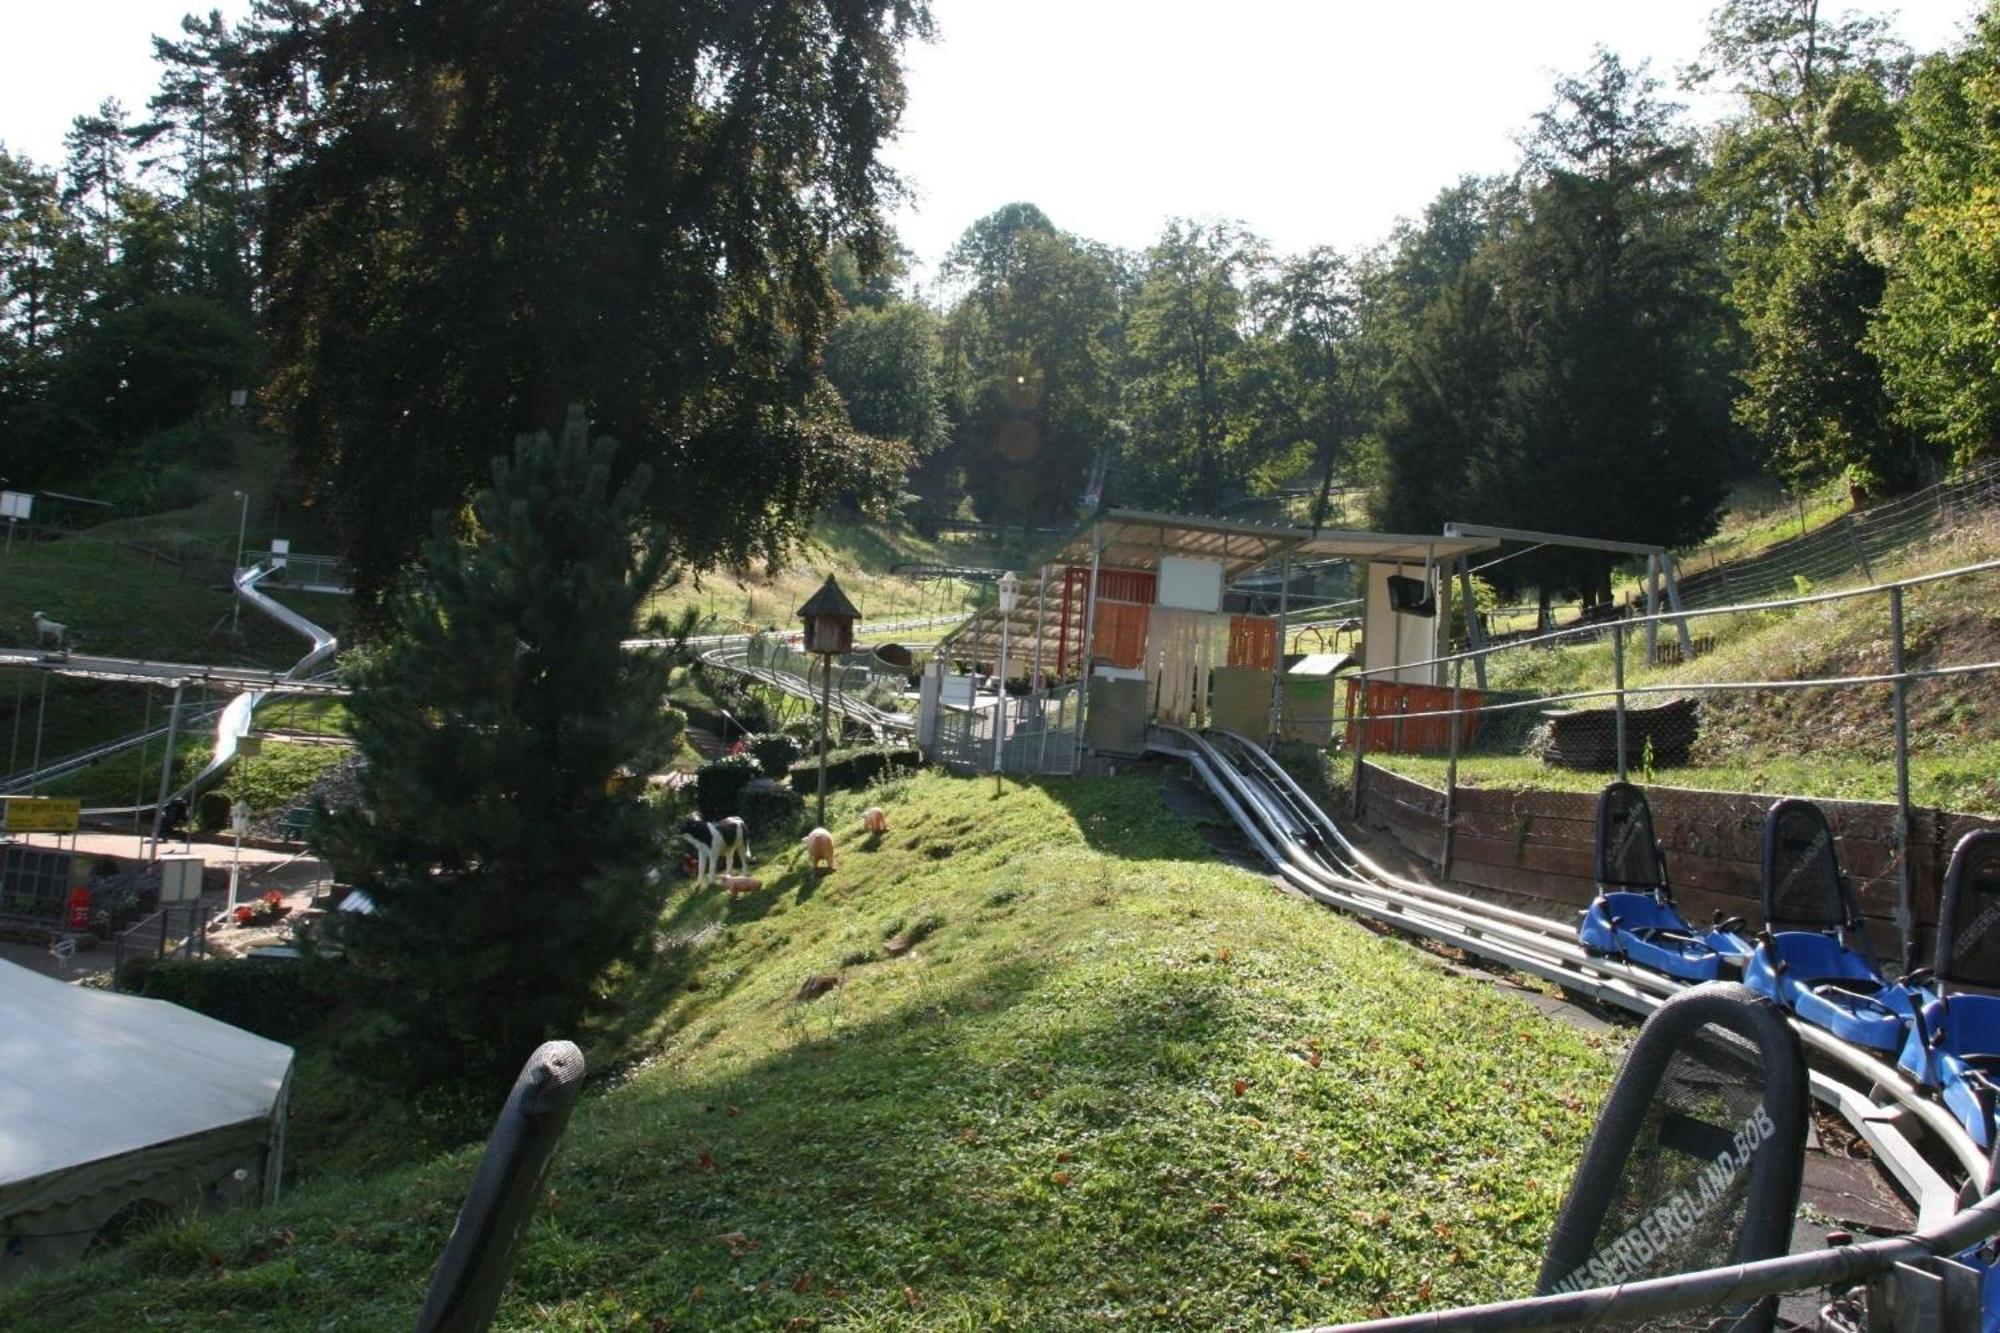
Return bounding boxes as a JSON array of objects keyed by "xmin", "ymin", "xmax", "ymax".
[
  {"xmin": 1900, "ymin": 830, "xmax": 2000, "ymax": 1152},
  {"xmin": 1577, "ymin": 781, "xmax": 1752, "ymax": 981},
  {"xmin": 1743, "ymin": 798, "xmax": 1912, "ymax": 1052}
]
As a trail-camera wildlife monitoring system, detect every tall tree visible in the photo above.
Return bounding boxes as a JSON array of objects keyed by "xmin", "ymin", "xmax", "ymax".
[
  {"xmin": 241, "ymin": 0, "xmax": 931, "ymax": 603},
  {"xmin": 937, "ymin": 204, "xmax": 1124, "ymax": 522},
  {"xmin": 1122, "ymin": 219, "xmax": 1266, "ymax": 512},
  {"xmin": 314, "ymin": 410, "xmax": 675, "ymax": 1089},
  {"xmin": 1690, "ymin": 0, "xmax": 1918, "ymax": 492},
  {"xmin": 1868, "ymin": 6, "xmax": 2000, "ymax": 467},
  {"xmin": 1250, "ymin": 247, "xmax": 1373, "ymax": 530},
  {"xmin": 1501, "ymin": 50, "xmax": 1731, "ymax": 599}
]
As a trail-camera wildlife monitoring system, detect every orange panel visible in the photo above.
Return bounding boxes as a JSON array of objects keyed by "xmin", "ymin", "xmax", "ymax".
[
  {"xmin": 1227, "ymin": 616, "xmax": 1278, "ymax": 670},
  {"xmin": 1092, "ymin": 602, "xmax": 1148, "ymax": 670}
]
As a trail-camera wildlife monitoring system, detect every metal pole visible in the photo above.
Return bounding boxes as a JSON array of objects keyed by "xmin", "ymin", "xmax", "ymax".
[
  {"xmin": 1072, "ymin": 537, "xmax": 1103, "ymax": 773},
  {"xmin": 1891, "ymin": 583, "xmax": 1915, "ymax": 973},
  {"xmin": 1660, "ymin": 551, "xmax": 1696, "ymax": 657},
  {"xmin": 1036, "ymin": 566, "xmax": 1054, "ymax": 775},
  {"xmin": 1456, "ymin": 558, "xmax": 1489, "ymax": 691},
  {"xmin": 1613, "ymin": 623, "xmax": 1628, "ymax": 784},
  {"xmin": 132, "ymin": 686, "xmax": 152, "ymax": 853},
  {"xmin": 28, "ymin": 673, "xmax": 48, "ymax": 793},
  {"xmin": 6, "ymin": 670, "xmax": 22, "ymax": 772},
  {"xmin": 230, "ymin": 490, "xmax": 249, "ymax": 638},
  {"xmin": 149, "ymin": 681, "xmax": 185, "ymax": 861},
  {"xmin": 1442, "ymin": 654, "xmax": 1463, "ymax": 878},
  {"xmin": 1349, "ymin": 680, "xmax": 1370, "ymax": 820},
  {"xmin": 815, "ymin": 655, "xmax": 831, "ymax": 829},
  {"xmin": 1643, "ymin": 553, "xmax": 1661, "ymax": 666},
  {"xmin": 1269, "ymin": 551, "xmax": 1291, "ymax": 750},
  {"xmin": 992, "ymin": 610, "xmax": 1012, "ymax": 784}
]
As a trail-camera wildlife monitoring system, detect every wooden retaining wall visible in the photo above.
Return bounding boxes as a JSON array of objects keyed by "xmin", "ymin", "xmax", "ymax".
[{"xmin": 1355, "ymin": 762, "xmax": 2000, "ymax": 966}]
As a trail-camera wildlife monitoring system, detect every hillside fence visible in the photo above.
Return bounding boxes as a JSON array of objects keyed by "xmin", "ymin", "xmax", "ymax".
[{"xmin": 1339, "ymin": 554, "xmax": 2000, "ymax": 973}]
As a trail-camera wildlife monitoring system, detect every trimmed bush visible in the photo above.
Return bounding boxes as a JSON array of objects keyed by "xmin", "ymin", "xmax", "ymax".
[
  {"xmin": 196, "ymin": 791, "xmax": 231, "ymax": 833},
  {"xmin": 738, "ymin": 777, "xmax": 804, "ymax": 838},
  {"xmin": 788, "ymin": 745, "xmax": 926, "ymax": 797},
  {"xmin": 695, "ymin": 752, "xmax": 763, "ymax": 820},
  {"xmin": 748, "ymin": 732, "xmax": 802, "ymax": 779},
  {"xmin": 141, "ymin": 957, "xmax": 323, "ymax": 1041}
]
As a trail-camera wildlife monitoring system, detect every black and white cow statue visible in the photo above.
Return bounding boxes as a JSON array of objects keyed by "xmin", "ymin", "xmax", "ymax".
[{"xmin": 679, "ymin": 816, "xmax": 751, "ymax": 886}]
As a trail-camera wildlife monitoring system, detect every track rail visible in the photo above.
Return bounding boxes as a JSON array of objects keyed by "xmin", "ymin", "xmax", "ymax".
[{"xmin": 1153, "ymin": 725, "xmax": 1985, "ymax": 1225}]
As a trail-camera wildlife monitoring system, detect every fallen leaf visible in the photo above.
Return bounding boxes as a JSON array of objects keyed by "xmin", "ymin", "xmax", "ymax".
[
  {"xmin": 784, "ymin": 1320, "xmax": 815, "ymax": 1331},
  {"xmin": 1207, "ymin": 1202, "xmax": 1229, "ymax": 1216},
  {"xmin": 958, "ymin": 1128, "xmax": 981, "ymax": 1144},
  {"xmin": 695, "ymin": 1150, "xmax": 718, "ymax": 1173},
  {"xmin": 903, "ymin": 1286, "xmax": 922, "ymax": 1309},
  {"xmin": 1306, "ymin": 1052, "xmax": 1322, "ymax": 1069},
  {"xmin": 1055, "ymin": 1150, "xmax": 1074, "ymax": 1163},
  {"xmin": 1232, "ymin": 1079, "xmax": 1249, "ymax": 1096},
  {"xmin": 1027, "ymin": 1086, "xmax": 1045, "ymax": 1100},
  {"xmin": 1290, "ymin": 1252, "xmax": 1313, "ymax": 1271},
  {"xmin": 711, "ymin": 1231, "xmax": 748, "ymax": 1246},
  {"xmin": 649, "ymin": 1318, "xmax": 672, "ymax": 1332},
  {"xmin": 1051, "ymin": 1171, "xmax": 1072, "ymax": 1186},
  {"xmin": 1216, "ymin": 948, "xmax": 1232, "ymax": 962},
  {"xmin": 1291, "ymin": 1150, "xmax": 1312, "ymax": 1165},
  {"xmin": 725, "ymin": 1105, "xmax": 740, "ymax": 1118},
  {"xmin": 792, "ymin": 1273, "xmax": 815, "ymax": 1294}
]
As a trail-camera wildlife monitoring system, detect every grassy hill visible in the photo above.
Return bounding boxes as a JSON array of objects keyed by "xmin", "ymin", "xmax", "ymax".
[{"xmin": 0, "ymin": 771, "xmax": 1616, "ymax": 1330}]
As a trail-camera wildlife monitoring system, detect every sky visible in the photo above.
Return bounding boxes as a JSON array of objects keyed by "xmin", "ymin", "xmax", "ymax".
[{"xmin": 0, "ymin": 0, "xmax": 1979, "ymax": 284}]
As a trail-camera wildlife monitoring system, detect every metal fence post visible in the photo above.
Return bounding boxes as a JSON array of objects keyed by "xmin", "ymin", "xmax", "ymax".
[
  {"xmin": 1350, "ymin": 681, "xmax": 1369, "ymax": 820},
  {"xmin": 1891, "ymin": 583, "xmax": 1915, "ymax": 974},
  {"xmin": 1613, "ymin": 622, "xmax": 1629, "ymax": 785},
  {"xmin": 1442, "ymin": 656, "xmax": 1463, "ymax": 879}
]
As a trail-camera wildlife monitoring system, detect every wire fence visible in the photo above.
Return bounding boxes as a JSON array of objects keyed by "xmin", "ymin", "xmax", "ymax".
[
  {"xmin": 1337, "ymin": 548, "xmax": 2000, "ymax": 971},
  {"xmin": 1674, "ymin": 461, "xmax": 2000, "ymax": 609}
]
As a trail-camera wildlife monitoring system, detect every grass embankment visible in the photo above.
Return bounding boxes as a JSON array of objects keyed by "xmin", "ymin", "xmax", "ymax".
[
  {"xmin": 1373, "ymin": 519, "xmax": 2000, "ymax": 812},
  {"xmin": 2, "ymin": 771, "xmax": 1616, "ymax": 1331},
  {"xmin": 646, "ymin": 514, "xmax": 1042, "ymax": 634}
]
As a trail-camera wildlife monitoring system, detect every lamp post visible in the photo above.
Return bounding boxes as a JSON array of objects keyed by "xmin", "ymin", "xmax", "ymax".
[
  {"xmin": 798, "ymin": 575, "xmax": 860, "ymax": 829},
  {"xmin": 229, "ymin": 489, "xmax": 249, "ymax": 637},
  {"xmin": 991, "ymin": 570, "xmax": 1018, "ymax": 786}
]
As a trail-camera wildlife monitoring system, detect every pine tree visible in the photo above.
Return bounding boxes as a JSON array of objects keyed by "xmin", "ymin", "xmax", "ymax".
[{"xmin": 314, "ymin": 407, "xmax": 674, "ymax": 1090}]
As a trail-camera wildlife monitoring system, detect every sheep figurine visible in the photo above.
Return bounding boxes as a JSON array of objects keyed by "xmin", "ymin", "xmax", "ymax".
[
  {"xmin": 31, "ymin": 611, "xmax": 65, "ymax": 648},
  {"xmin": 861, "ymin": 806, "xmax": 889, "ymax": 835},
  {"xmin": 802, "ymin": 826, "xmax": 836, "ymax": 873},
  {"xmin": 718, "ymin": 874, "xmax": 762, "ymax": 896}
]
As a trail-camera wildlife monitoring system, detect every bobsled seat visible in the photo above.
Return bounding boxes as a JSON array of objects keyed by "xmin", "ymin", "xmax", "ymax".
[
  {"xmin": 1900, "ymin": 830, "xmax": 2000, "ymax": 1150},
  {"xmin": 415, "ymin": 1041, "xmax": 586, "ymax": 1333},
  {"xmin": 1537, "ymin": 982, "xmax": 1808, "ymax": 1332},
  {"xmin": 1742, "ymin": 799, "xmax": 1910, "ymax": 1053},
  {"xmin": 1578, "ymin": 782, "xmax": 1750, "ymax": 983}
]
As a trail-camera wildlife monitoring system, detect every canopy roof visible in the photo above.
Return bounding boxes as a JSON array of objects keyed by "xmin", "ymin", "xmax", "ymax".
[
  {"xmin": 1050, "ymin": 509, "xmax": 1494, "ymax": 580},
  {"xmin": 940, "ymin": 511, "xmax": 1492, "ymax": 672},
  {"xmin": 0, "ymin": 961, "xmax": 293, "ymax": 1207}
]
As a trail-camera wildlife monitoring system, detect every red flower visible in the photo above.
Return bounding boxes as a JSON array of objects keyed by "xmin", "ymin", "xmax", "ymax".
[
  {"xmin": 261, "ymin": 890, "xmax": 284, "ymax": 908},
  {"xmin": 234, "ymin": 905, "xmax": 256, "ymax": 926}
]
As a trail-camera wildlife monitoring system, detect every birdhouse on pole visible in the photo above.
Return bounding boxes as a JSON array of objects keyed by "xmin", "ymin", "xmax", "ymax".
[{"xmin": 798, "ymin": 575, "xmax": 860, "ymax": 655}]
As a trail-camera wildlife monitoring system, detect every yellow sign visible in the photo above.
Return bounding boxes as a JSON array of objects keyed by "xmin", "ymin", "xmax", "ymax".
[{"xmin": 1, "ymin": 797, "xmax": 82, "ymax": 834}]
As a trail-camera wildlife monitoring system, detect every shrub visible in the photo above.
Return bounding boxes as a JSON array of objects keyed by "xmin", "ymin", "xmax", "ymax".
[
  {"xmin": 141, "ymin": 957, "xmax": 323, "ymax": 1041},
  {"xmin": 788, "ymin": 745, "xmax": 926, "ymax": 796},
  {"xmin": 737, "ymin": 777, "xmax": 804, "ymax": 837},
  {"xmin": 695, "ymin": 752, "xmax": 763, "ymax": 820},
  {"xmin": 748, "ymin": 732, "xmax": 802, "ymax": 779},
  {"xmin": 196, "ymin": 791, "xmax": 231, "ymax": 833}
]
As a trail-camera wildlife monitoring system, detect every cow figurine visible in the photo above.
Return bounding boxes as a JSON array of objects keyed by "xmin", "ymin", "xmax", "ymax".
[
  {"xmin": 31, "ymin": 611, "xmax": 65, "ymax": 648},
  {"xmin": 861, "ymin": 807, "xmax": 889, "ymax": 835},
  {"xmin": 802, "ymin": 826, "xmax": 836, "ymax": 873},
  {"xmin": 679, "ymin": 816, "xmax": 751, "ymax": 886}
]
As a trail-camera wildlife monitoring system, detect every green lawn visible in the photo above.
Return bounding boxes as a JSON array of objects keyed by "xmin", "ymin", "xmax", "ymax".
[{"xmin": 1, "ymin": 771, "xmax": 1617, "ymax": 1331}]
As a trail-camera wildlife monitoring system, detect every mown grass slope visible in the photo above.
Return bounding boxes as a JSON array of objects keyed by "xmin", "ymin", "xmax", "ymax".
[{"xmin": 1, "ymin": 771, "xmax": 1617, "ymax": 1331}]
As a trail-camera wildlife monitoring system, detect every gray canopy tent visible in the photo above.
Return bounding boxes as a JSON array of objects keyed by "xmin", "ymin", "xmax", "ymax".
[{"xmin": 0, "ymin": 961, "xmax": 294, "ymax": 1279}]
